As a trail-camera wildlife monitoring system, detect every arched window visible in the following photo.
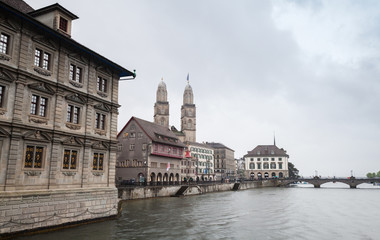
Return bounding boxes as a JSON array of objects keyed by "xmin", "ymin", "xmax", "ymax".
[
  {"xmin": 279, "ymin": 172, "xmax": 284, "ymax": 178},
  {"xmin": 249, "ymin": 163, "xmax": 255, "ymax": 169},
  {"xmin": 271, "ymin": 172, "xmax": 276, "ymax": 177}
]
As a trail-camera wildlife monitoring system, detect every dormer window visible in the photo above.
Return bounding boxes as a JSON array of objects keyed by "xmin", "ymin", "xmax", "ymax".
[{"xmin": 59, "ymin": 17, "xmax": 68, "ymax": 32}]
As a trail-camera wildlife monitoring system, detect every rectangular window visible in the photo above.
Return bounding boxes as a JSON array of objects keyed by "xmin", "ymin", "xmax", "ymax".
[
  {"xmin": 93, "ymin": 152, "xmax": 104, "ymax": 170},
  {"xmin": 95, "ymin": 113, "xmax": 106, "ymax": 130},
  {"xmin": 0, "ymin": 85, "xmax": 4, "ymax": 107},
  {"xmin": 279, "ymin": 163, "xmax": 283, "ymax": 169},
  {"xmin": 34, "ymin": 48, "xmax": 50, "ymax": 70},
  {"xmin": 69, "ymin": 64, "xmax": 82, "ymax": 82},
  {"xmin": 24, "ymin": 145, "xmax": 44, "ymax": 168},
  {"xmin": 67, "ymin": 105, "xmax": 80, "ymax": 124},
  {"xmin": 279, "ymin": 158, "xmax": 282, "ymax": 161},
  {"xmin": 59, "ymin": 17, "xmax": 68, "ymax": 32},
  {"xmin": 0, "ymin": 33, "xmax": 9, "ymax": 54},
  {"xmin": 142, "ymin": 143, "xmax": 147, "ymax": 150},
  {"xmin": 130, "ymin": 132, "xmax": 135, "ymax": 138},
  {"xmin": 63, "ymin": 149, "xmax": 77, "ymax": 169},
  {"xmin": 30, "ymin": 95, "xmax": 48, "ymax": 117},
  {"xmin": 97, "ymin": 76, "xmax": 107, "ymax": 92},
  {"xmin": 129, "ymin": 144, "xmax": 135, "ymax": 151}
]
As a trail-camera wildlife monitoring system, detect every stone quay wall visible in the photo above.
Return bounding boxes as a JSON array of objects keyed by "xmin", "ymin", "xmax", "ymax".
[
  {"xmin": 119, "ymin": 180, "xmax": 277, "ymax": 200},
  {"xmin": 0, "ymin": 188, "xmax": 118, "ymax": 236}
]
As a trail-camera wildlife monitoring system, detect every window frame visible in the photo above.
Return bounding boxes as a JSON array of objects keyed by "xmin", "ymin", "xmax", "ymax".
[
  {"xmin": 69, "ymin": 64, "xmax": 83, "ymax": 83},
  {"xmin": 0, "ymin": 32, "xmax": 10, "ymax": 55},
  {"xmin": 95, "ymin": 112, "xmax": 107, "ymax": 130},
  {"xmin": 92, "ymin": 152, "xmax": 105, "ymax": 171},
  {"xmin": 0, "ymin": 84, "xmax": 5, "ymax": 109},
  {"xmin": 59, "ymin": 17, "xmax": 68, "ymax": 32},
  {"xmin": 23, "ymin": 144, "xmax": 46, "ymax": 170},
  {"xmin": 34, "ymin": 48, "xmax": 51, "ymax": 70},
  {"xmin": 97, "ymin": 76, "xmax": 108, "ymax": 93},
  {"xmin": 66, "ymin": 104, "xmax": 81, "ymax": 124},
  {"xmin": 30, "ymin": 93, "xmax": 49, "ymax": 117},
  {"xmin": 62, "ymin": 148, "xmax": 79, "ymax": 170}
]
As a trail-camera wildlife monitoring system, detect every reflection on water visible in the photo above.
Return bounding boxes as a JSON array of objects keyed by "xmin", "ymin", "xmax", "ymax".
[{"xmin": 17, "ymin": 184, "xmax": 380, "ymax": 240}]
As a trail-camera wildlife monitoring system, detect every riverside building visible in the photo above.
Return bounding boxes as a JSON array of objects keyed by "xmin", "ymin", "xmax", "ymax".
[
  {"xmin": 0, "ymin": 0, "xmax": 135, "ymax": 235},
  {"xmin": 244, "ymin": 144, "xmax": 289, "ymax": 179},
  {"xmin": 205, "ymin": 142, "xmax": 235, "ymax": 181},
  {"xmin": 184, "ymin": 142, "xmax": 215, "ymax": 182}
]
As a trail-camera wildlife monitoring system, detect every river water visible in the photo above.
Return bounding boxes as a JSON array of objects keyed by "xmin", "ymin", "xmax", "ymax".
[{"xmin": 18, "ymin": 183, "xmax": 380, "ymax": 240}]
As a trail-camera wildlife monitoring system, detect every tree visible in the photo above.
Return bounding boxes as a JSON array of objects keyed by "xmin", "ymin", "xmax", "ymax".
[
  {"xmin": 377, "ymin": 171, "xmax": 380, "ymax": 178},
  {"xmin": 288, "ymin": 162, "xmax": 299, "ymax": 178},
  {"xmin": 366, "ymin": 172, "xmax": 379, "ymax": 178},
  {"xmin": 367, "ymin": 172, "xmax": 374, "ymax": 178}
]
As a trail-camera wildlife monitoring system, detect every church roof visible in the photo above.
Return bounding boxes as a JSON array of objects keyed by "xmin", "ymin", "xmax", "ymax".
[
  {"xmin": 119, "ymin": 117, "xmax": 185, "ymax": 148},
  {"xmin": 244, "ymin": 145, "xmax": 289, "ymax": 158}
]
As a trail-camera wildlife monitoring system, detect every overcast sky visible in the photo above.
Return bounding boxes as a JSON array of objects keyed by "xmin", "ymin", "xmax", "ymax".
[{"xmin": 29, "ymin": 0, "xmax": 380, "ymax": 177}]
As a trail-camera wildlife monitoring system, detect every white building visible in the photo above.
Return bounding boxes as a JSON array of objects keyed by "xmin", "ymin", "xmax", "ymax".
[
  {"xmin": 244, "ymin": 145, "xmax": 289, "ymax": 179},
  {"xmin": 186, "ymin": 142, "xmax": 215, "ymax": 181}
]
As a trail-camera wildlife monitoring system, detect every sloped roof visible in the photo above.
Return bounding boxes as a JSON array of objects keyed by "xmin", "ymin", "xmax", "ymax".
[
  {"xmin": 0, "ymin": 0, "xmax": 33, "ymax": 13},
  {"xmin": 244, "ymin": 145, "xmax": 289, "ymax": 158},
  {"xmin": 205, "ymin": 142, "xmax": 234, "ymax": 152},
  {"xmin": 29, "ymin": 3, "xmax": 78, "ymax": 19},
  {"xmin": 119, "ymin": 117, "xmax": 186, "ymax": 148},
  {"xmin": 186, "ymin": 141, "xmax": 213, "ymax": 150}
]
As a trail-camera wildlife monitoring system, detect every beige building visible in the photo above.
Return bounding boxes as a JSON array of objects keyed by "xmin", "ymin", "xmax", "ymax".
[
  {"xmin": 116, "ymin": 117, "xmax": 186, "ymax": 184},
  {"xmin": 244, "ymin": 145, "xmax": 289, "ymax": 179},
  {"xmin": 0, "ymin": 0, "xmax": 134, "ymax": 235},
  {"xmin": 205, "ymin": 142, "xmax": 235, "ymax": 181},
  {"xmin": 186, "ymin": 142, "xmax": 215, "ymax": 181}
]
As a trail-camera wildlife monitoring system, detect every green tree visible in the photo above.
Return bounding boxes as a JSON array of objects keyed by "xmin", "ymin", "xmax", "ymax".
[
  {"xmin": 367, "ymin": 172, "xmax": 374, "ymax": 178},
  {"xmin": 288, "ymin": 162, "xmax": 299, "ymax": 178}
]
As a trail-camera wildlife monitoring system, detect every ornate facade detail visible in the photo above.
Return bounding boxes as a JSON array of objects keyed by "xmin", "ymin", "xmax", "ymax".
[
  {"xmin": 29, "ymin": 115, "xmax": 48, "ymax": 124},
  {"xmin": 23, "ymin": 130, "xmax": 51, "ymax": 142},
  {"xmin": 65, "ymin": 93, "xmax": 86, "ymax": 104},
  {"xmin": 0, "ymin": 53, "xmax": 11, "ymax": 61},
  {"xmin": 0, "ymin": 67, "xmax": 16, "ymax": 82},
  {"xmin": 69, "ymin": 80, "xmax": 83, "ymax": 88},
  {"xmin": 0, "ymin": 109, "xmax": 6, "ymax": 115},
  {"xmin": 24, "ymin": 171, "xmax": 42, "ymax": 176},
  {"xmin": 94, "ymin": 103, "xmax": 110, "ymax": 112},
  {"xmin": 92, "ymin": 141, "xmax": 109, "ymax": 150},
  {"xmin": 95, "ymin": 129, "xmax": 107, "ymax": 136},
  {"xmin": 32, "ymin": 35, "xmax": 57, "ymax": 51},
  {"xmin": 33, "ymin": 66, "xmax": 52, "ymax": 76},
  {"xmin": 97, "ymin": 91, "xmax": 108, "ymax": 98},
  {"xmin": 62, "ymin": 171, "xmax": 76, "ymax": 176},
  {"xmin": 28, "ymin": 82, "xmax": 55, "ymax": 95},
  {"xmin": 65, "ymin": 123, "xmax": 81, "ymax": 130},
  {"xmin": 62, "ymin": 136, "xmax": 84, "ymax": 146},
  {"xmin": 92, "ymin": 172, "xmax": 104, "ymax": 176}
]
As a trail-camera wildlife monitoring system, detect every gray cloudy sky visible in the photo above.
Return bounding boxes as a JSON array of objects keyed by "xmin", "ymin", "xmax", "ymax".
[{"xmin": 29, "ymin": 0, "xmax": 380, "ymax": 177}]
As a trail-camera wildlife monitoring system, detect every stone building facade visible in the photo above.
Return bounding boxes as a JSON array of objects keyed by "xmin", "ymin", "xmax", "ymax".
[
  {"xmin": 0, "ymin": 0, "xmax": 134, "ymax": 235},
  {"xmin": 116, "ymin": 117, "xmax": 186, "ymax": 184},
  {"xmin": 205, "ymin": 142, "xmax": 235, "ymax": 181},
  {"xmin": 244, "ymin": 145, "xmax": 289, "ymax": 179},
  {"xmin": 184, "ymin": 142, "xmax": 215, "ymax": 181}
]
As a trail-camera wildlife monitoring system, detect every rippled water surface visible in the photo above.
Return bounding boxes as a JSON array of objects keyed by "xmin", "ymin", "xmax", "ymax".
[{"xmin": 18, "ymin": 183, "xmax": 380, "ymax": 240}]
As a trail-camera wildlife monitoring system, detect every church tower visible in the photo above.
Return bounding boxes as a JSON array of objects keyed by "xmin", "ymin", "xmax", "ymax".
[
  {"xmin": 154, "ymin": 78, "xmax": 169, "ymax": 128},
  {"xmin": 181, "ymin": 76, "xmax": 196, "ymax": 142}
]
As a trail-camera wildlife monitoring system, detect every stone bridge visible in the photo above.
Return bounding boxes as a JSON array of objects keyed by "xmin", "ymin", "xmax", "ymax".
[{"xmin": 276, "ymin": 177, "xmax": 380, "ymax": 188}]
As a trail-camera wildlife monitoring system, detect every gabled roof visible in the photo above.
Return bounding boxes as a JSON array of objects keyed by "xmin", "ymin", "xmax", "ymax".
[
  {"xmin": 118, "ymin": 117, "xmax": 186, "ymax": 148},
  {"xmin": 0, "ymin": 0, "xmax": 33, "ymax": 13},
  {"xmin": 244, "ymin": 145, "xmax": 289, "ymax": 158}
]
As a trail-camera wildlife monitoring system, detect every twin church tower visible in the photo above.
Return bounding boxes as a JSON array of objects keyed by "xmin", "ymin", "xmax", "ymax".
[{"xmin": 153, "ymin": 77, "xmax": 196, "ymax": 143}]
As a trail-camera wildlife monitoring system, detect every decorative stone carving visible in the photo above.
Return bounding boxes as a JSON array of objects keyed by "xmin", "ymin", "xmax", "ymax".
[
  {"xmin": 0, "ymin": 109, "xmax": 6, "ymax": 115},
  {"xmin": 0, "ymin": 67, "xmax": 16, "ymax": 82},
  {"xmin": 69, "ymin": 80, "xmax": 83, "ymax": 88},
  {"xmin": 97, "ymin": 91, "xmax": 107, "ymax": 98},
  {"xmin": 62, "ymin": 136, "xmax": 84, "ymax": 146},
  {"xmin": 91, "ymin": 141, "xmax": 109, "ymax": 150},
  {"xmin": 33, "ymin": 66, "xmax": 52, "ymax": 76},
  {"xmin": 94, "ymin": 129, "xmax": 106, "ymax": 136},
  {"xmin": 24, "ymin": 171, "xmax": 42, "ymax": 176},
  {"xmin": 92, "ymin": 172, "xmax": 103, "ymax": 176},
  {"xmin": 65, "ymin": 93, "xmax": 86, "ymax": 104},
  {"xmin": 62, "ymin": 171, "xmax": 76, "ymax": 176},
  {"xmin": 0, "ymin": 54, "xmax": 11, "ymax": 61},
  {"xmin": 23, "ymin": 130, "xmax": 51, "ymax": 142},
  {"xmin": 28, "ymin": 82, "xmax": 55, "ymax": 95},
  {"xmin": 65, "ymin": 123, "xmax": 81, "ymax": 130},
  {"xmin": 94, "ymin": 103, "xmax": 110, "ymax": 112},
  {"xmin": 29, "ymin": 116, "xmax": 48, "ymax": 124}
]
